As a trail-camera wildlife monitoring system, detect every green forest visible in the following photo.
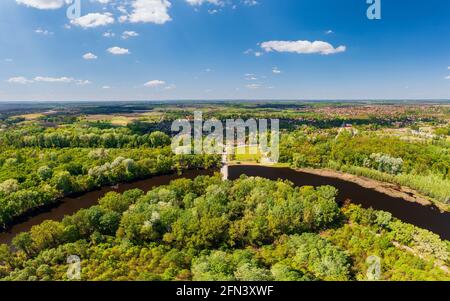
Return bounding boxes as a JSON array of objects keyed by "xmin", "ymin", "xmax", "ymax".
[
  {"xmin": 280, "ymin": 128, "xmax": 450, "ymax": 208},
  {"xmin": 1, "ymin": 175, "xmax": 449, "ymax": 281},
  {"xmin": 0, "ymin": 102, "xmax": 449, "ymax": 281}
]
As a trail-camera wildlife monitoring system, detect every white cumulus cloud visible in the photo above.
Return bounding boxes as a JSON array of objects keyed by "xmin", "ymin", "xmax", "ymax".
[
  {"xmin": 246, "ymin": 83, "xmax": 261, "ymax": 89},
  {"xmin": 103, "ymin": 31, "xmax": 115, "ymax": 38},
  {"xmin": 186, "ymin": 0, "xmax": 224, "ymax": 6},
  {"xmin": 71, "ymin": 13, "xmax": 115, "ymax": 28},
  {"xmin": 34, "ymin": 76, "xmax": 74, "ymax": 83},
  {"xmin": 128, "ymin": 0, "xmax": 172, "ymax": 24},
  {"xmin": 7, "ymin": 77, "xmax": 33, "ymax": 84},
  {"xmin": 144, "ymin": 80, "xmax": 166, "ymax": 87},
  {"xmin": 122, "ymin": 31, "xmax": 139, "ymax": 39},
  {"xmin": 243, "ymin": 0, "xmax": 259, "ymax": 6},
  {"xmin": 107, "ymin": 47, "xmax": 130, "ymax": 55},
  {"xmin": 261, "ymin": 40, "xmax": 346, "ymax": 55},
  {"xmin": 16, "ymin": 0, "xmax": 66, "ymax": 10},
  {"xmin": 244, "ymin": 49, "xmax": 263, "ymax": 57},
  {"xmin": 83, "ymin": 53, "xmax": 98, "ymax": 60},
  {"xmin": 76, "ymin": 80, "xmax": 92, "ymax": 85},
  {"xmin": 7, "ymin": 75, "xmax": 90, "ymax": 85},
  {"xmin": 272, "ymin": 67, "xmax": 282, "ymax": 74},
  {"xmin": 35, "ymin": 28, "xmax": 54, "ymax": 35}
]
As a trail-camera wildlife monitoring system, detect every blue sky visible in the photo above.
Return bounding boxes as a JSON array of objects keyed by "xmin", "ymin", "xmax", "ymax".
[{"xmin": 0, "ymin": 0, "xmax": 449, "ymax": 101}]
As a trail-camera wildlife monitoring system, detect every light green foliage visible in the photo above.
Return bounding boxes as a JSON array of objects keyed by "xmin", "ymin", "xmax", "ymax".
[
  {"xmin": 291, "ymin": 234, "xmax": 350, "ymax": 281},
  {"xmin": 283, "ymin": 130, "xmax": 450, "ymax": 205},
  {"xmin": 389, "ymin": 220, "xmax": 449, "ymax": 262},
  {"xmin": 261, "ymin": 234, "xmax": 351, "ymax": 281},
  {"xmin": 270, "ymin": 263, "xmax": 308, "ymax": 281},
  {"xmin": 0, "ymin": 179, "xmax": 19, "ymax": 195},
  {"xmin": 364, "ymin": 153, "xmax": 404, "ymax": 175},
  {"xmin": 37, "ymin": 166, "xmax": 53, "ymax": 181},
  {"xmin": 0, "ymin": 146, "xmax": 220, "ymax": 228},
  {"xmin": 192, "ymin": 250, "xmax": 273, "ymax": 281}
]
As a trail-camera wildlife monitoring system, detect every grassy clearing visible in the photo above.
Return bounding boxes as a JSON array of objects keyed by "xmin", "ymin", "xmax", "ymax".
[
  {"xmin": 82, "ymin": 114, "xmax": 137, "ymax": 126},
  {"xmin": 232, "ymin": 145, "xmax": 262, "ymax": 163},
  {"xmin": 13, "ymin": 113, "xmax": 45, "ymax": 120}
]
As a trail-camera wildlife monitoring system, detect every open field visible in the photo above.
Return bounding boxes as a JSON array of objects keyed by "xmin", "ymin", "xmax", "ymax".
[
  {"xmin": 81, "ymin": 114, "xmax": 139, "ymax": 126},
  {"xmin": 13, "ymin": 113, "xmax": 45, "ymax": 120}
]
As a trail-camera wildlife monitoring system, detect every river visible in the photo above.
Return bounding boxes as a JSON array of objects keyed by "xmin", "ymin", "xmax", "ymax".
[
  {"xmin": 229, "ymin": 165, "xmax": 450, "ymax": 240},
  {"xmin": 1, "ymin": 166, "xmax": 449, "ymax": 245},
  {"xmin": 0, "ymin": 169, "xmax": 215, "ymax": 245}
]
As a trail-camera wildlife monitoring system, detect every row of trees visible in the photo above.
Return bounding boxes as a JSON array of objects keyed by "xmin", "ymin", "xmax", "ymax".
[
  {"xmin": 283, "ymin": 128, "xmax": 449, "ymax": 177},
  {"xmin": 1, "ymin": 128, "xmax": 171, "ymax": 149}
]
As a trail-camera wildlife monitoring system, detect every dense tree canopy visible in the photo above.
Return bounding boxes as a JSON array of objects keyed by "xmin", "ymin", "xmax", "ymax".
[
  {"xmin": 0, "ymin": 146, "xmax": 220, "ymax": 228},
  {"xmin": 1, "ymin": 176, "xmax": 448, "ymax": 281},
  {"xmin": 280, "ymin": 128, "xmax": 450, "ymax": 206}
]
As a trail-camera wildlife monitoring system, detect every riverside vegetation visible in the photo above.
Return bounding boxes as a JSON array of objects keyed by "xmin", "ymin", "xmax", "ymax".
[
  {"xmin": 280, "ymin": 128, "xmax": 450, "ymax": 208},
  {"xmin": 0, "ymin": 175, "xmax": 449, "ymax": 281}
]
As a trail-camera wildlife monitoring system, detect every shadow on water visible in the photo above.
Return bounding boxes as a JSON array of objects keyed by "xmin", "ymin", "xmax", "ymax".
[
  {"xmin": 0, "ymin": 169, "xmax": 215, "ymax": 245},
  {"xmin": 229, "ymin": 165, "xmax": 450, "ymax": 241}
]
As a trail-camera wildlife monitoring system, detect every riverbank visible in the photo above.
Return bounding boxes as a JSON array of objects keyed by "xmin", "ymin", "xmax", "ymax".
[
  {"xmin": 0, "ymin": 169, "xmax": 216, "ymax": 245},
  {"xmin": 228, "ymin": 165, "xmax": 450, "ymax": 240},
  {"xmin": 2, "ymin": 164, "xmax": 450, "ymax": 245},
  {"xmin": 297, "ymin": 168, "xmax": 434, "ymax": 207},
  {"xmin": 230, "ymin": 162, "xmax": 448, "ymax": 212}
]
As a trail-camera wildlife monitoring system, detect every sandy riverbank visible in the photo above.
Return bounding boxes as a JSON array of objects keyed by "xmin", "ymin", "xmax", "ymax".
[
  {"xmin": 297, "ymin": 168, "xmax": 437, "ymax": 208},
  {"xmin": 229, "ymin": 162, "xmax": 445, "ymax": 211}
]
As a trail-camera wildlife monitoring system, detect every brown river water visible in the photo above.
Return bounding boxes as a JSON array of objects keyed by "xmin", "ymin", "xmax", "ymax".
[
  {"xmin": 229, "ymin": 166, "xmax": 450, "ymax": 241},
  {"xmin": 1, "ymin": 165, "xmax": 449, "ymax": 245},
  {"xmin": 0, "ymin": 169, "xmax": 215, "ymax": 245}
]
